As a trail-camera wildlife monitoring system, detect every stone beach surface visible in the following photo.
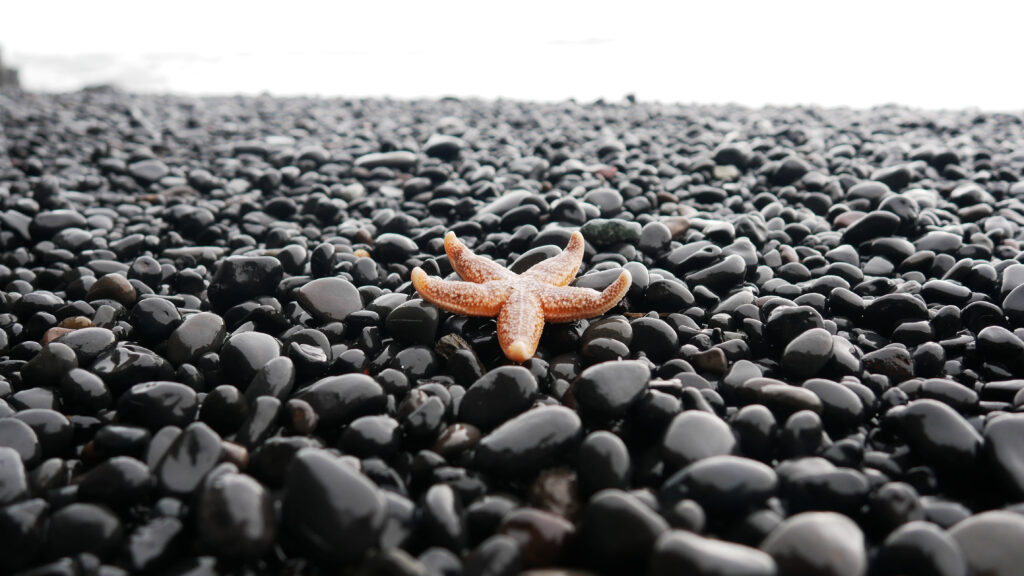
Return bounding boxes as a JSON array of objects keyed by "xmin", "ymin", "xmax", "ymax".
[{"xmin": 0, "ymin": 90, "xmax": 1024, "ymax": 575}]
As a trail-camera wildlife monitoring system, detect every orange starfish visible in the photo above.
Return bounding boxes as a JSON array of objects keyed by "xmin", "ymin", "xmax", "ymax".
[{"xmin": 411, "ymin": 231, "xmax": 632, "ymax": 362}]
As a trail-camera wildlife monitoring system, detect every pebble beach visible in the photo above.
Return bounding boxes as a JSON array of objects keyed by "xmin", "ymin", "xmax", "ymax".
[{"xmin": 1, "ymin": 90, "xmax": 1024, "ymax": 575}]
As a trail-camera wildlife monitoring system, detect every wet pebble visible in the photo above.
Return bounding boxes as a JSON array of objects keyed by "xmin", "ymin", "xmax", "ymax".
[{"xmin": 282, "ymin": 448, "xmax": 385, "ymax": 562}]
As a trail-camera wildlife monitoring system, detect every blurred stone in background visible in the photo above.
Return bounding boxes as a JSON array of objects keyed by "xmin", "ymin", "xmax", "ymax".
[{"xmin": 1, "ymin": 46, "xmax": 21, "ymax": 90}]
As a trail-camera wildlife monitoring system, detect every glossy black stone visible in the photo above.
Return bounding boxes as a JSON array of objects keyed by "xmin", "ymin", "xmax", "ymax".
[
  {"xmin": 661, "ymin": 455, "xmax": 777, "ymax": 516},
  {"xmin": 118, "ymin": 381, "xmax": 199, "ymax": 430},
  {"xmin": 577, "ymin": 489, "xmax": 669, "ymax": 572},
  {"xmin": 166, "ymin": 312, "xmax": 226, "ymax": 366},
  {"xmin": 893, "ymin": 399, "xmax": 982, "ymax": 468},
  {"xmin": 651, "ymin": 530, "xmax": 777, "ymax": 576},
  {"xmin": 760, "ymin": 511, "xmax": 867, "ymax": 576},
  {"xmin": 197, "ymin": 472, "xmax": 275, "ymax": 559},
  {"xmin": 572, "ymin": 360, "xmax": 650, "ymax": 422},
  {"xmin": 475, "ymin": 406, "xmax": 583, "ymax": 476},
  {"xmin": 458, "ymin": 366, "xmax": 538, "ymax": 430},
  {"xmin": 662, "ymin": 411, "xmax": 736, "ymax": 470},
  {"xmin": 282, "ymin": 448, "xmax": 385, "ymax": 563},
  {"xmin": 293, "ymin": 374, "xmax": 386, "ymax": 431},
  {"xmin": 155, "ymin": 422, "xmax": 222, "ymax": 495}
]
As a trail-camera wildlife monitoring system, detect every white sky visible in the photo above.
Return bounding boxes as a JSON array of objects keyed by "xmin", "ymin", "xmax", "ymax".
[{"xmin": 2, "ymin": 0, "xmax": 1022, "ymax": 110}]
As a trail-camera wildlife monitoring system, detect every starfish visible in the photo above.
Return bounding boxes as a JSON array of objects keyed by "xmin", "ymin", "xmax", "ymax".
[{"xmin": 411, "ymin": 231, "xmax": 632, "ymax": 362}]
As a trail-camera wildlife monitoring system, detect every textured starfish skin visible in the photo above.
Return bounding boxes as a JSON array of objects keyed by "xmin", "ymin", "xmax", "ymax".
[{"xmin": 411, "ymin": 231, "xmax": 632, "ymax": 362}]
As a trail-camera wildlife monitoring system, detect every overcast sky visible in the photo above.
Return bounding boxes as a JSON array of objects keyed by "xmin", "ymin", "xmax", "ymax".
[{"xmin": 2, "ymin": 1, "xmax": 1021, "ymax": 110}]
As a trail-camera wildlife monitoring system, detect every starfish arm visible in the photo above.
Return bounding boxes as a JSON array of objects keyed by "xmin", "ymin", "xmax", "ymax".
[
  {"xmin": 411, "ymin": 268, "xmax": 511, "ymax": 317},
  {"xmin": 538, "ymin": 269, "xmax": 632, "ymax": 323},
  {"xmin": 498, "ymin": 289, "xmax": 546, "ymax": 363},
  {"xmin": 521, "ymin": 231, "xmax": 586, "ymax": 287},
  {"xmin": 445, "ymin": 231, "xmax": 515, "ymax": 283}
]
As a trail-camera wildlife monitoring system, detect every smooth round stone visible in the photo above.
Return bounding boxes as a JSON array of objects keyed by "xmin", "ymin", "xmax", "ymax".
[
  {"xmin": 373, "ymin": 233, "xmax": 419, "ymax": 262},
  {"xmin": 1003, "ymin": 284, "xmax": 1024, "ymax": 327},
  {"xmin": 662, "ymin": 411, "xmax": 736, "ymax": 470},
  {"xmin": 476, "ymin": 406, "xmax": 583, "ymax": 476},
  {"xmin": 685, "ymin": 255, "xmax": 747, "ymax": 292},
  {"xmin": 86, "ymin": 273, "xmax": 137, "ymax": 307},
  {"xmin": 46, "ymin": 503, "xmax": 123, "ymax": 559},
  {"xmin": 896, "ymin": 399, "xmax": 982, "ymax": 468},
  {"xmin": 660, "ymin": 455, "xmax": 777, "ymax": 515},
  {"xmin": 583, "ymin": 316, "xmax": 633, "ymax": 345},
  {"xmin": 572, "ymin": 360, "xmax": 650, "ymax": 422},
  {"xmin": 200, "ymin": 385, "xmax": 249, "ymax": 435},
  {"xmin": 782, "ymin": 328, "xmax": 834, "ymax": 379},
  {"xmin": 984, "ymin": 414, "xmax": 1024, "ymax": 498},
  {"xmin": 578, "ymin": 431, "xmax": 631, "ymax": 496},
  {"xmin": 155, "ymin": 422, "xmax": 222, "ymax": 495},
  {"xmin": 207, "ymin": 256, "xmax": 284, "ymax": 311},
  {"xmin": 129, "ymin": 298, "xmax": 181, "ymax": 343},
  {"xmin": 580, "ymin": 218, "xmax": 640, "ymax": 247},
  {"xmin": 919, "ymin": 378, "xmax": 978, "ymax": 412},
  {"xmin": 292, "ymin": 374, "xmax": 386, "ymax": 431},
  {"xmin": 782, "ymin": 464, "xmax": 869, "ymax": 515},
  {"xmin": 638, "ymin": 222, "xmax": 673, "ymax": 255},
  {"xmin": 760, "ymin": 511, "xmax": 867, "ymax": 576},
  {"xmin": 30, "ymin": 209, "xmax": 89, "ymax": 240},
  {"xmin": 77, "ymin": 456, "xmax": 153, "ymax": 507},
  {"xmin": 391, "ymin": 345, "xmax": 441, "ymax": 380},
  {"xmin": 20, "ymin": 342, "xmax": 77, "ymax": 387},
  {"xmin": 730, "ymin": 404, "xmax": 777, "ymax": 462},
  {"xmin": 118, "ymin": 381, "xmax": 199, "ymax": 430},
  {"xmin": 978, "ymin": 326, "xmax": 1024, "ymax": 360},
  {"xmin": 840, "ymin": 211, "xmax": 900, "ymax": 245},
  {"xmin": 921, "ymin": 279, "xmax": 971, "ymax": 305},
  {"xmin": 166, "ymin": 312, "xmax": 226, "ymax": 366},
  {"xmin": 55, "ymin": 327, "xmax": 117, "ymax": 364},
  {"xmin": 420, "ymin": 483, "xmax": 466, "ymax": 552},
  {"xmin": 91, "ymin": 344, "xmax": 175, "ymax": 393},
  {"xmin": 128, "ymin": 158, "xmax": 170, "ymax": 182},
  {"xmin": 915, "ymin": 231, "xmax": 962, "ymax": 253},
  {"xmin": 0, "ymin": 497, "xmax": 47, "ymax": 571},
  {"xmin": 581, "ymin": 337, "xmax": 631, "ymax": 363},
  {"xmin": 341, "ymin": 415, "xmax": 401, "ymax": 459},
  {"xmin": 862, "ymin": 346, "xmax": 914, "ymax": 384},
  {"xmin": 0, "ymin": 446, "xmax": 28, "ymax": 505},
  {"xmin": 754, "ymin": 383, "xmax": 823, "ymax": 419},
  {"xmin": 764, "ymin": 305, "xmax": 824, "ymax": 347},
  {"xmin": 296, "ymin": 277, "xmax": 362, "ymax": 324},
  {"xmin": 878, "ymin": 521, "xmax": 966, "ymax": 576},
  {"xmin": 424, "ymin": 134, "xmax": 465, "ymax": 160},
  {"xmin": 949, "ymin": 511, "xmax": 1024, "ymax": 576},
  {"xmin": 651, "ymin": 530, "xmax": 777, "ymax": 576},
  {"xmin": 245, "ymin": 356, "xmax": 296, "ymax": 403},
  {"xmin": 862, "ymin": 294, "xmax": 929, "ymax": 334},
  {"xmin": 458, "ymin": 366, "xmax": 538, "ymax": 431},
  {"xmin": 770, "ymin": 156, "xmax": 810, "ymax": 185},
  {"xmin": 583, "ymin": 188, "xmax": 624, "ymax": 217},
  {"xmin": 629, "ymin": 317, "xmax": 679, "ymax": 362},
  {"xmin": 11, "ymin": 409, "xmax": 72, "ymax": 459},
  {"xmin": 577, "ymin": 489, "xmax": 668, "ymax": 571},
  {"xmin": 220, "ymin": 331, "xmax": 281, "ymax": 384},
  {"xmin": 646, "ymin": 278, "xmax": 696, "ymax": 310},
  {"xmin": 282, "ymin": 448, "xmax": 385, "ymax": 563},
  {"xmin": 198, "ymin": 472, "xmax": 275, "ymax": 559},
  {"xmin": 802, "ymin": 379, "xmax": 864, "ymax": 433},
  {"xmin": 386, "ymin": 300, "xmax": 440, "ymax": 346},
  {"xmin": 0, "ymin": 419, "xmax": 41, "ymax": 467}
]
